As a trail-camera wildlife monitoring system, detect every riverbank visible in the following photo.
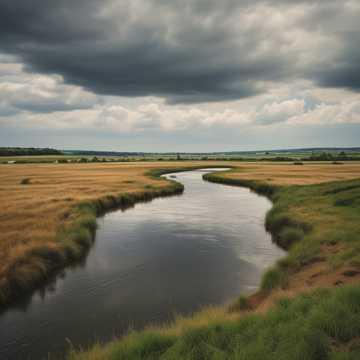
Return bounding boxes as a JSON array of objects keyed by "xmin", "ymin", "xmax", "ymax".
[
  {"xmin": 70, "ymin": 165, "xmax": 360, "ymax": 359},
  {"xmin": 70, "ymin": 282, "xmax": 360, "ymax": 360},
  {"xmin": 204, "ymin": 170, "xmax": 360, "ymax": 312}
]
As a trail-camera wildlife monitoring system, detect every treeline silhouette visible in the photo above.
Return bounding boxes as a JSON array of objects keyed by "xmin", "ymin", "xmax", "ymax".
[{"xmin": 0, "ymin": 147, "xmax": 63, "ymax": 156}]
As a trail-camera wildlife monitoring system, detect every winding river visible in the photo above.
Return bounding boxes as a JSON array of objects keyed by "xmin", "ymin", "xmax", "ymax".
[{"xmin": 0, "ymin": 169, "xmax": 285, "ymax": 360}]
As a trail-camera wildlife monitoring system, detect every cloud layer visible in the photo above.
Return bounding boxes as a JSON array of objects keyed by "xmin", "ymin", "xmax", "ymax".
[
  {"xmin": 0, "ymin": 1, "xmax": 359, "ymax": 151},
  {"xmin": 0, "ymin": 0, "xmax": 359, "ymax": 103}
]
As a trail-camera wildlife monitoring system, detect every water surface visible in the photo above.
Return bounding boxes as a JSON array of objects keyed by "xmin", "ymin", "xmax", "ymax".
[{"xmin": 0, "ymin": 169, "xmax": 284, "ymax": 359}]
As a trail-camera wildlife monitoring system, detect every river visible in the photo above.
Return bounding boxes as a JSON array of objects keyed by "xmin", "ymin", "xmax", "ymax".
[{"xmin": 0, "ymin": 169, "xmax": 285, "ymax": 359}]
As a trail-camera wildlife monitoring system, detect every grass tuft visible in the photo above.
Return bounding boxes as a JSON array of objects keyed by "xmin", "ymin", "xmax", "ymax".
[
  {"xmin": 261, "ymin": 266, "xmax": 288, "ymax": 292},
  {"xmin": 20, "ymin": 177, "xmax": 31, "ymax": 184},
  {"xmin": 228, "ymin": 295, "xmax": 251, "ymax": 312}
]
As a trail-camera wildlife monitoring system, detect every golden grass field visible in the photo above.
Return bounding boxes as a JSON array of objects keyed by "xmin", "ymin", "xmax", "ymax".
[
  {"xmin": 217, "ymin": 161, "xmax": 360, "ymax": 185},
  {"xmin": 1, "ymin": 160, "xmax": 360, "ymax": 306}
]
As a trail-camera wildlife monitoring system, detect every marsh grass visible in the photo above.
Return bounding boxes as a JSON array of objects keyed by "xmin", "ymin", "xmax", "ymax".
[
  {"xmin": 70, "ymin": 283, "xmax": 360, "ymax": 360},
  {"xmin": 0, "ymin": 164, "xmax": 188, "ymax": 306},
  {"xmin": 203, "ymin": 172, "xmax": 277, "ymax": 197},
  {"xmin": 228, "ymin": 295, "xmax": 252, "ymax": 312},
  {"xmin": 261, "ymin": 266, "xmax": 289, "ymax": 292},
  {"xmin": 1, "ymin": 162, "xmax": 232, "ymax": 307},
  {"xmin": 204, "ymin": 171, "xmax": 360, "ymax": 293}
]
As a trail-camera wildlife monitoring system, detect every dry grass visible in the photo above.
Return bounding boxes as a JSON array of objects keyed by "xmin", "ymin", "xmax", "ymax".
[
  {"xmin": 1, "ymin": 160, "xmax": 360, "ymax": 305},
  {"xmin": 0, "ymin": 161, "xmax": 213, "ymax": 303},
  {"xmin": 219, "ymin": 162, "xmax": 360, "ymax": 185}
]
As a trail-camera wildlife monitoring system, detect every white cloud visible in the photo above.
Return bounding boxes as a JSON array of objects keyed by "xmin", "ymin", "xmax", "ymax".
[
  {"xmin": 255, "ymin": 99, "xmax": 305, "ymax": 125},
  {"xmin": 0, "ymin": 55, "xmax": 359, "ymax": 140},
  {"xmin": 291, "ymin": 101, "xmax": 360, "ymax": 125},
  {"xmin": 0, "ymin": 58, "xmax": 99, "ymax": 115},
  {"xmin": 3, "ymin": 96, "xmax": 358, "ymax": 135}
]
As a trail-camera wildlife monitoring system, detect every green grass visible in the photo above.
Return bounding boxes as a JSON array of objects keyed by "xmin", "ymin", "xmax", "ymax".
[
  {"xmin": 228, "ymin": 295, "xmax": 252, "ymax": 312},
  {"xmin": 203, "ymin": 172, "xmax": 278, "ymax": 197},
  {"xmin": 69, "ymin": 283, "xmax": 360, "ymax": 360},
  {"xmin": 205, "ymin": 172, "xmax": 360, "ymax": 293}
]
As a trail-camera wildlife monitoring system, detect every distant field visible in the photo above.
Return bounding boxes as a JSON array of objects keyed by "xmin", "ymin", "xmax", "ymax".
[
  {"xmin": 217, "ymin": 162, "xmax": 360, "ymax": 185},
  {"xmin": 1, "ymin": 149, "xmax": 360, "ymax": 164},
  {"xmin": 0, "ymin": 155, "xmax": 124, "ymax": 163}
]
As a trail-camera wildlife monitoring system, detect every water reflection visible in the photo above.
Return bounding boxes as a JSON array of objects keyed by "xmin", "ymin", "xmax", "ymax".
[{"xmin": 0, "ymin": 169, "xmax": 284, "ymax": 360}]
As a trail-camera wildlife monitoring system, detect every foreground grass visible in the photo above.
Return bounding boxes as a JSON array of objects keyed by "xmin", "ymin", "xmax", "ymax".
[{"xmin": 70, "ymin": 283, "xmax": 360, "ymax": 360}]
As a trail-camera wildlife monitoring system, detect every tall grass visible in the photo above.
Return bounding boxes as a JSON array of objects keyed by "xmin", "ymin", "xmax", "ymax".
[
  {"xmin": 0, "ymin": 168, "xmax": 185, "ymax": 307},
  {"xmin": 203, "ymin": 172, "xmax": 278, "ymax": 197},
  {"xmin": 70, "ymin": 283, "xmax": 360, "ymax": 360}
]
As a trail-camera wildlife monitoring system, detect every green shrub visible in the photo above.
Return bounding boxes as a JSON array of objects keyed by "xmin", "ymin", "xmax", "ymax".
[
  {"xmin": 277, "ymin": 227, "xmax": 304, "ymax": 248},
  {"xmin": 265, "ymin": 211, "xmax": 292, "ymax": 234},
  {"xmin": 261, "ymin": 267, "xmax": 288, "ymax": 292}
]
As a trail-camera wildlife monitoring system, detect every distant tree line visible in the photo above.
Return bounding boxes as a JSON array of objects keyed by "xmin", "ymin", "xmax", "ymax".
[
  {"xmin": 301, "ymin": 151, "xmax": 358, "ymax": 161},
  {"xmin": 256, "ymin": 152, "xmax": 358, "ymax": 162},
  {"xmin": 0, "ymin": 147, "xmax": 63, "ymax": 156}
]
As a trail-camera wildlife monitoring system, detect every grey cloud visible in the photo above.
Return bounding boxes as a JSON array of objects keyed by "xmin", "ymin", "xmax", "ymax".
[
  {"xmin": 0, "ymin": 64, "xmax": 100, "ymax": 114},
  {"xmin": 313, "ymin": 32, "xmax": 360, "ymax": 92},
  {"xmin": 0, "ymin": 0, "xmax": 359, "ymax": 103}
]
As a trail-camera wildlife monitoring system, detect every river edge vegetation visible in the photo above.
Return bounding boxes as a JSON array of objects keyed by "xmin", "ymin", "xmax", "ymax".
[
  {"xmin": 0, "ymin": 161, "xmax": 360, "ymax": 358},
  {"xmin": 68, "ymin": 164, "xmax": 360, "ymax": 360},
  {"xmin": 203, "ymin": 171, "xmax": 360, "ymax": 299},
  {"xmin": 0, "ymin": 175, "xmax": 185, "ymax": 307}
]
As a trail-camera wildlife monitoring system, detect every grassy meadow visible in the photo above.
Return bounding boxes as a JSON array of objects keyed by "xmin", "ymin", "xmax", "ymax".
[
  {"xmin": 1, "ymin": 160, "xmax": 360, "ymax": 359},
  {"xmin": 0, "ymin": 161, "xmax": 212, "ymax": 305}
]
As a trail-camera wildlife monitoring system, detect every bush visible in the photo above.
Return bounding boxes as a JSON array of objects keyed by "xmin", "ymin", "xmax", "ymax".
[
  {"xmin": 277, "ymin": 227, "xmax": 304, "ymax": 248},
  {"xmin": 265, "ymin": 211, "xmax": 292, "ymax": 234},
  {"xmin": 261, "ymin": 267, "xmax": 288, "ymax": 292},
  {"xmin": 20, "ymin": 178, "xmax": 31, "ymax": 185}
]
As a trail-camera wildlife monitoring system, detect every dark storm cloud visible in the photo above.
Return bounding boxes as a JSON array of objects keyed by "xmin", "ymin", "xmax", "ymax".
[
  {"xmin": 313, "ymin": 32, "xmax": 360, "ymax": 91},
  {"xmin": 0, "ymin": 0, "xmax": 359, "ymax": 103}
]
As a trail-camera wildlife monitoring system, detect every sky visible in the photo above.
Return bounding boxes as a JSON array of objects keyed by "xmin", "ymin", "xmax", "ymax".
[{"xmin": 0, "ymin": 0, "xmax": 359, "ymax": 152}]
